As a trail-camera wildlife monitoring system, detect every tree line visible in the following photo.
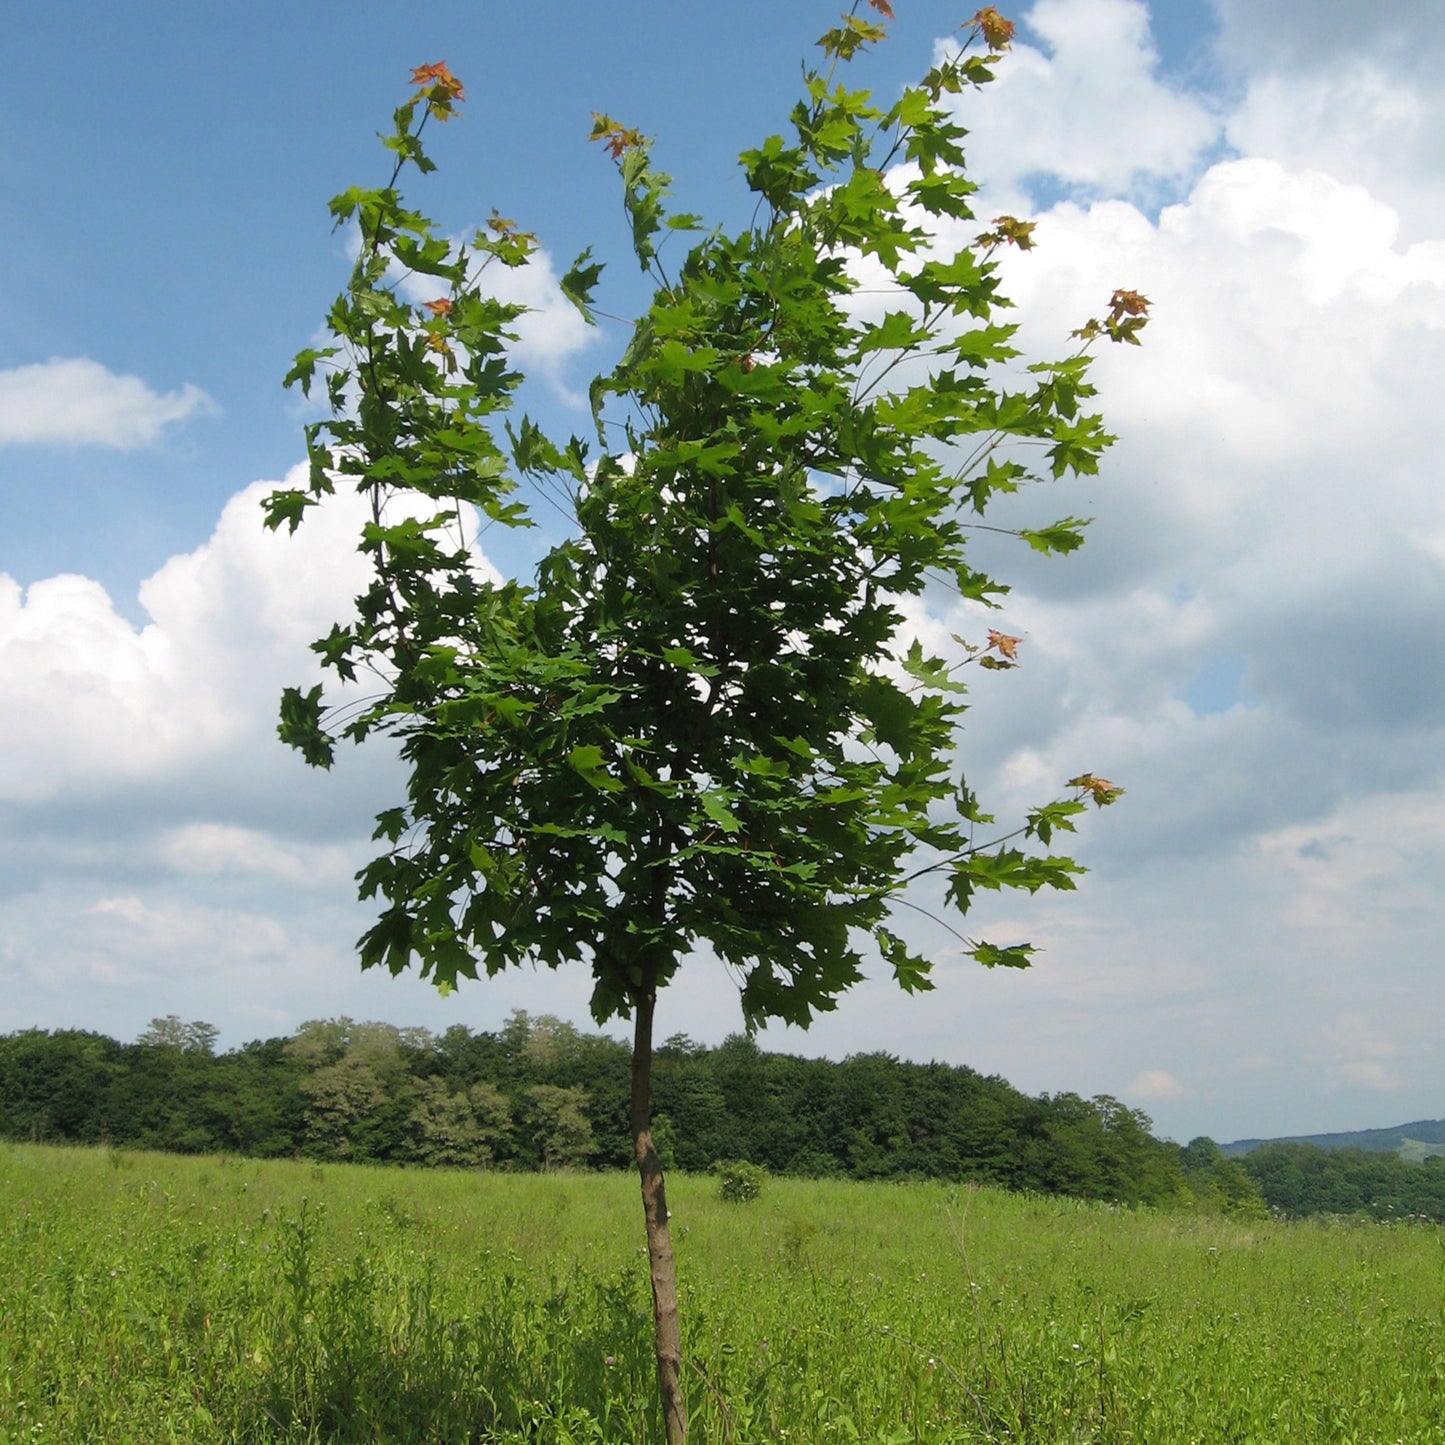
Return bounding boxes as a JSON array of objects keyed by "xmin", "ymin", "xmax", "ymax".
[
  {"xmin": 1, "ymin": 1010, "xmax": 1277, "ymax": 1214},
  {"xmin": 12, "ymin": 1012, "xmax": 1438, "ymax": 1225},
  {"xmin": 1237, "ymin": 1141, "xmax": 1445, "ymax": 1223}
]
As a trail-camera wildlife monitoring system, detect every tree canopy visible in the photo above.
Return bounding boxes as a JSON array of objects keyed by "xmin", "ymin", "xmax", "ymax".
[{"xmin": 266, "ymin": 15, "xmax": 1138, "ymax": 1028}]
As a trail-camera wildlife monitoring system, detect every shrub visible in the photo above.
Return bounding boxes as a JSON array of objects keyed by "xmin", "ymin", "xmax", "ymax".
[{"xmin": 712, "ymin": 1159, "xmax": 766, "ymax": 1204}]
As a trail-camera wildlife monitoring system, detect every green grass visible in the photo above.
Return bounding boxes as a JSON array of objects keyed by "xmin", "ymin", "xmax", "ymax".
[{"xmin": 3, "ymin": 1143, "xmax": 1443, "ymax": 1442}]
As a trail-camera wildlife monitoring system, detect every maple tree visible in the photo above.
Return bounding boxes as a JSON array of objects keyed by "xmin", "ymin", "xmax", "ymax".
[{"xmin": 267, "ymin": 7, "xmax": 1145, "ymax": 1439}]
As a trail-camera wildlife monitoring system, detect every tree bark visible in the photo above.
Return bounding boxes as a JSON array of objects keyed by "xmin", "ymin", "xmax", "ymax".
[{"xmin": 631, "ymin": 987, "xmax": 687, "ymax": 1444}]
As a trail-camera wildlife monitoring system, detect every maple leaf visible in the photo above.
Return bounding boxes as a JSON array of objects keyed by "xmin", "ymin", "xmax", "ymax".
[
  {"xmin": 1067, "ymin": 773, "xmax": 1124, "ymax": 806},
  {"xmin": 819, "ymin": 16, "xmax": 887, "ymax": 59},
  {"xmin": 409, "ymin": 61, "xmax": 465, "ymax": 120},
  {"xmin": 423, "ymin": 298, "xmax": 452, "ymax": 317},
  {"xmin": 589, "ymin": 113, "xmax": 646, "ymax": 161},
  {"xmin": 981, "ymin": 215, "xmax": 1036, "ymax": 251},
  {"xmin": 425, "ymin": 333, "xmax": 457, "ymax": 372},
  {"xmin": 1101, "ymin": 289, "xmax": 1150, "ymax": 345},
  {"xmin": 1108, "ymin": 289, "xmax": 1149, "ymax": 321},
  {"xmin": 972, "ymin": 7, "xmax": 1016, "ymax": 50},
  {"xmin": 987, "ymin": 629, "xmax": 1022, "ymax": 660},
  {"xmin": 867, "ymin": 0, "xmax": 896, "ymax": 18}
]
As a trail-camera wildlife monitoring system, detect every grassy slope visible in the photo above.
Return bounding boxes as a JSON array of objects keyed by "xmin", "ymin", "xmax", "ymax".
[{"xmin": 3, "ymin": 1143, "xmax": 1443, "ymax": 1442}]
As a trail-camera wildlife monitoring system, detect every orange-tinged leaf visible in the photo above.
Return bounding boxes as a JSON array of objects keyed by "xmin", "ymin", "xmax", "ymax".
[
  {"xmin": 972, "ymin": 7, "xmax": 1016, "ymax": 49},
  {"xmin": 987, "ymin": 629, "xmax": 1022, "ymax": 660},
  {"xmin": 409, "ymin": 62, "xmax": 451, "ymax": 86},
  {"xmin": 423, "ymin": 298, "xmax": 452, "ymax": 317},
  {"xmin": 409, "ymin": 63, "xmax": 463, "ymax": 96},
  {"xmin": 1068, "ymin": 773, "xmax": 1124, "ymax": 806},
  {"xmin": 981, "ymin": 215, "xmax": 1036, "ymax": 250},
  {"xmin": 409, "ymin": 61, "xmax": 465, "ymax": 120},
  {"xmin": 867, "ymin": 0, "xmax": 896, "ymax": 18},
  {"xmin": 426, "ymin": 334, "xmax": 457, "ymax": 373},
  {"xmin": 589, "ymin": 113, "xmax": 646, "ymax": 161},
  {"xmin": 1109, "ymin": 288, "xmax": 1150, "ymax": 320}
]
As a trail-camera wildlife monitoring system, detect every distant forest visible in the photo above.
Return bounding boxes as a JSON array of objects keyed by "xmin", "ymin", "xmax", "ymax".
[{"xmin": 4, "ymin": 1013, "xmax": 1442, "ymax": 1223}]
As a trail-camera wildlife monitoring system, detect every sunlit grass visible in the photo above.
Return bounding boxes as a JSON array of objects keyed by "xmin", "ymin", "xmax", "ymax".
[{"xmin": 3, "ymin": 1143, "xmax": 1443, "ymax": 1441}]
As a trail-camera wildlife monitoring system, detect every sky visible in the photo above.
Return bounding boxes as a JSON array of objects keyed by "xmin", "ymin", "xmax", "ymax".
[{"xmin": 2, "ymin": 0, "xmax": 1442, "ymax": 1147}]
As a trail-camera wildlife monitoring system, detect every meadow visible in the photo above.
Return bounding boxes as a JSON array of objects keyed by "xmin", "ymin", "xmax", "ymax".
[{"xmin": 2, "ymin": 1143, "xmax": 1442, "ymax": 1443}]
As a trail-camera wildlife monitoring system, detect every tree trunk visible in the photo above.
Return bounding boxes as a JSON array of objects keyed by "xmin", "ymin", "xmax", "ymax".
[{"xmin": 631, "ymin": 987, "xmax": 687, "ymax": 1444}]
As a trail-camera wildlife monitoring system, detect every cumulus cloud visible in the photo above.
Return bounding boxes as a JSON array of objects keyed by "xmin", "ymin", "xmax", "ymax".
[
  {"xmin": 0, "ymin": 468, "xmax": 375, "ymax": 802},
  {"xmin": 472, "ymin": 248, "xmax": 599, "ymax": 386},
  {"xmin": 945, "ymin": 0, "xmax": 1220, "ymax": 204},
  {"xmin": 927, "ymin": 145, "xmax": 1445, "ymax": 860},
  {"xmin": 0, "ymin": 357, "xmax": 215, "ymax": 449},
  {"xmin": 1214, "ymin": 0, "xmax": 1445, "ymax": 243}
]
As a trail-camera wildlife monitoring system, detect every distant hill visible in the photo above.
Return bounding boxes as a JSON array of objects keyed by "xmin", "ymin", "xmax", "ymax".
[{"xmin": 1223, "ymin": 1118, "xmax": 1445, "ymax": 1161}]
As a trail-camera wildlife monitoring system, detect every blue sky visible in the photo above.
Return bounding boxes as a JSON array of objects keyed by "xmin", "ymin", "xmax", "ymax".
[
  {"xmin": 2, "ymin": 0, "xmax": 1215, "ymax": 604},
  {"xmin": 3, "ymin": 0, "xmax": 1443, "ymax": 1145}
]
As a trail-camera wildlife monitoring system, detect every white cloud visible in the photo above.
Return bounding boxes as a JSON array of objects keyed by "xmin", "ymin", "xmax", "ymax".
[
  {"xmin": 0, "ymin": 463, "xmax": 514, "ymax": 808},
  {"xmin": 90, "ymin": 892, "xmax": 286, "ymax": 961},
  {"xmin": 1127, "ymin": 1068, "xmax": 1188, "ymax": 1102},
  {"xmin": 158, "ymin": 824, "xmax": 354, "ymax": 887},
  {"xmin": 0, "ymin": 467, "xmax": 376, "ymax": 802},
  {"xmin": 0, "ymin": 357, "xmax": 215, "ymax": 449},
  {"xmin": 0, "ymin": 457, "xmax": 531, "ymax": 1044},
  {"xmin": 781, "ymin": 0, "xmax": 1445, "ymax": 1140},
  {"xmin": 1214, "ymin": 0, "xmax": 1445, "ymax": 244},
  {"xmin": 944, "ymin": 0, "xmax": 1219, "ymax": 203}
]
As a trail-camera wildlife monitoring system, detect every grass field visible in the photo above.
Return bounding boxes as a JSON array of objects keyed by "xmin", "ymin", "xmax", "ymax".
[{"xmin": 2, "ymin": 1143, "xmax": 1443, "ymax": 1442}]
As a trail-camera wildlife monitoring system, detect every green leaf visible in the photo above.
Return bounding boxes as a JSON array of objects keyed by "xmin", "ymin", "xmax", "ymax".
[
  {"xmin": 568, "ymin": 744, "xmax": 626, "ymax": 793},
  {"xmin": 971, "ymin": 941, "xmax": 1035, "ymax": 970},
  {"xmin": 855, "ymin": 310, "xmax": 929, "ymax": 356},
  {"xmin": 876, "ymin": 927, "xmax": 934, "ymax": 994},
  {"xmin": 282, "ymin": 347, "xmax": 338, "ymax": 396},
  {"xmin": 900, "ymin": 639, "xmax": 967, "ymax": 694},
  {"xmin": 816, "ymin": 16, "xmax": 887, "ymax": 62},
  {"xmin": 698, "ymin": 789, "xmax": 743, "ymax": 835},
  {"xmin": 1018, "ymin": 518, "xmax": 1090, "ymax": 555},
  {"xmin": 559, "ymin": 248, "xmax": 604, "ymax": 324},
  {"xmin": 262, "ymin": 489, "xmax": 313, "ymax": 536},
  {"xmin": 278, "ymin": 684, "xmax": 334, "ymax": 769}
]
